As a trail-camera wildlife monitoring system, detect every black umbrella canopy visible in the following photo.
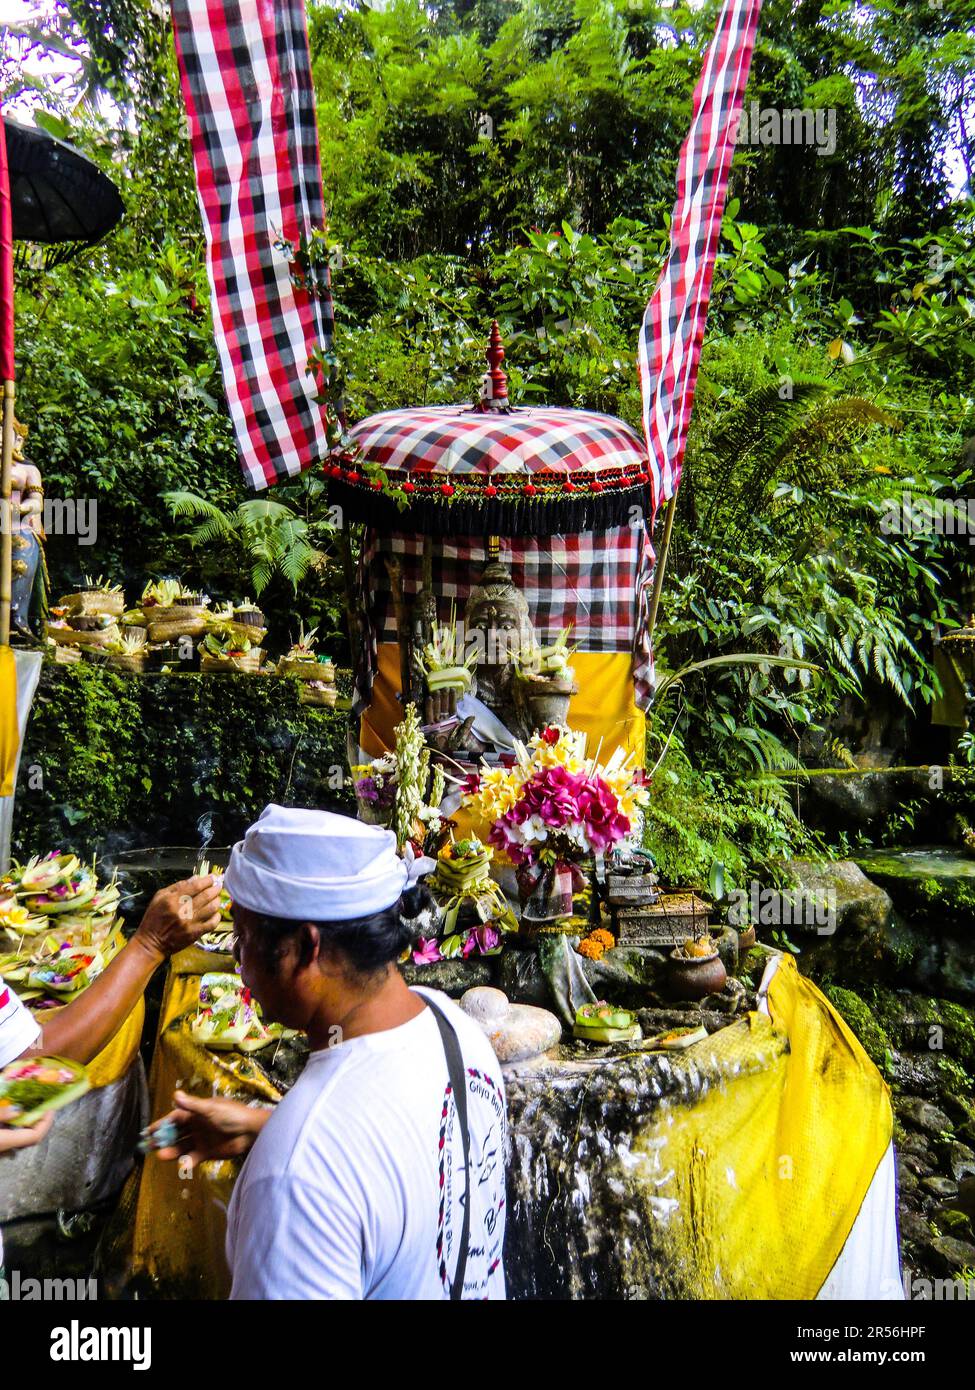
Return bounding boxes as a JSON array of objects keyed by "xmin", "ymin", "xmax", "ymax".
[{"xmin": 3, "ymin": 117, "xmax": 124, "ymax": 267}]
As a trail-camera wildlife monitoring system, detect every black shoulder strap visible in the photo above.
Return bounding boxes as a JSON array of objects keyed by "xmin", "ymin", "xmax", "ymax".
[{"xmin": 425, "ymin": 996, "xmax": 471, "ymax": 1301}]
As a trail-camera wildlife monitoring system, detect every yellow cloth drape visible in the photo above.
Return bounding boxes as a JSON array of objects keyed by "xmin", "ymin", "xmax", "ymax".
[
  {"xmin": 0, "ymin": 644, "xmax": 19, "ymax": 796},
  {"xmin": 360, "ymin": 643, "xmax": 645, "ymax": 763},
  {"xmin": 129, "ymin": 948, "xmax": 280, "ymax": 1299},
  {"xmin": 639, "ymin": 955, "xmax": 893, "ymax": 1299}
]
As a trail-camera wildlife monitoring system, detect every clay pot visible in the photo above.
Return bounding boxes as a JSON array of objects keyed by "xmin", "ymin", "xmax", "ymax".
[
  {"xmin": 233, "ymin": 606, "xmax": 265, "ymax": 629},
  {"xmin": 737, "ymin": 924, "xmax": 757, "ymax": 954},
  {"xmin": 518, "ymin": 676, "xmax": 577, "ymax": 734},
  {"xmin": 666, "ymin": 949, "xmax": 727, "ymax": 1001}
]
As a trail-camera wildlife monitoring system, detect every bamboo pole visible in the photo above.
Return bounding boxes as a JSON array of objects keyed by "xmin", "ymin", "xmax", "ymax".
[
  {"xmin": 0, "ymin": 378, "xmax": 14, "ymax": 647},
  {"xmin": 645, "ymin": 493, "xmax": 677, "ymax": 643}
]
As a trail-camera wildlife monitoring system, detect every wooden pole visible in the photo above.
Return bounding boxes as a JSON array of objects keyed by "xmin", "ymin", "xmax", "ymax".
[
  {"xmin": 645, "ymin": 493, "xmax": 677, "ymax": 642},
  {"xmin": 0, "ymin": 379, "xmax": 14, "ymax": 648}
]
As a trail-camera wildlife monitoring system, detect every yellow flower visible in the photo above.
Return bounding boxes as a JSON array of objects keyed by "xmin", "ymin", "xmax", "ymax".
[
  {"xmin": 474, "ymin": 767, "xmax": 523, "ymax": 819},
  {"xmin": 0, "ymin": 906, "xmax": 29, "ymax": 928}
]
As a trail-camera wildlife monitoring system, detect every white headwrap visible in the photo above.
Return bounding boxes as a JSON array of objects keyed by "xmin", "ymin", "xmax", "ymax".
[{"xmin": 223, "ymin": 804, "xmax": 433, "ymax": 921}]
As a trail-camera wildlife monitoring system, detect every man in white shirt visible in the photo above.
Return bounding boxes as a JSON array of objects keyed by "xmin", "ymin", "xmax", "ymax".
[{"xmin": 151, "ymin": 805, "xmax": 507, "ymax": 1300}]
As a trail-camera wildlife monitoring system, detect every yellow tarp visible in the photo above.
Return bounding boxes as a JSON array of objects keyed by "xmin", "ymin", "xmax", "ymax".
[
  {"xmin": 640, "ymin": 955, "xmax": 893, "ymax": 1299},
  {"xmin": 129, "ymin": 948, "xmax": 279, "ymax": 1298},
  {"xmin": 125, "ymin": 951, "xmax": 891, "ymax": 1299},
  {"xmin": 360, "ymin": 644, "xmax": 645, "ymax": 763},
  {"xmin": 0, "ymin": 645, "xmax": 19, "ymax": 796}
]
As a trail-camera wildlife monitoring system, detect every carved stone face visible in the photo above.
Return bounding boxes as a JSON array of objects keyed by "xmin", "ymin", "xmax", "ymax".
[
  {"xmin": 465, "ymin": 560, "xmax": 534, "ymax": 668},
  {"xmin": 464, "ymin": 559, "xmax": 535, "ymax": 716}
]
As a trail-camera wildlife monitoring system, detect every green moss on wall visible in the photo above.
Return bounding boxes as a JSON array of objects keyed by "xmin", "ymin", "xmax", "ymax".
[
  {"xmin": 821, "ymin": 984, "xmax": 894, "ymax": 1070},
  {"xmin": 12, "ymin": 662, "xmax": 355, "ymax": 859}
]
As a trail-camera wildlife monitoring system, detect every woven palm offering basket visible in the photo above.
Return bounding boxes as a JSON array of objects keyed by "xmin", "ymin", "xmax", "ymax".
[
  {"xmin": 106, "ymin": 652, "xmax": 148, "ymax": 675},
  {"xmin": 299, "ymin": 682, "xmax": 338, "ymax": 707},
  {"xmin": 278, "ymin": 657, "xmax": 335, "ymax": 681},
  {"xmin": 47, "ymin": 623, "xmax": 119, "ymax": 650},
  {"xmin": 60, "ymin": 590, "xmax": 125, "ymax": 618},
  {"xmin": 200, "ymin": 648, "xmax": 263, "ymax": 674},
  {"xmin": 146, "ymin": 606, "xmax": 209, "ymax": 643}
]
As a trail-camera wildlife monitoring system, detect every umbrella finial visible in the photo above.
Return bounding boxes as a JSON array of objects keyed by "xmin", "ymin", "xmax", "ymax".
[{"xmin": 477, "ymin": 320, "xmax": 510, "ymax": 413}]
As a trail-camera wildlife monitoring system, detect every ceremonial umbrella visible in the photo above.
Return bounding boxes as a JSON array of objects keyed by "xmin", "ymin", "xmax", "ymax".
[
  {"xmin": 0, "ymin": 114, "xmax": 124, "ymax": 645},
  {"xmin": 2, "ymin": 116, "xmax": 125, "ymax": 270},
  {"xmin": 324, "ymin": 324, "xmax": 653, "ymax": 538}
]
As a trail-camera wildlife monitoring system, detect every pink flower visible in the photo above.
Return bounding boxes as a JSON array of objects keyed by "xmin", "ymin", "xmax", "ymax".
[
  {"xmin": 460, "ymin": 772, "xmax": 481, "ymax": 796},
  {"xmin": 474, "ymin": 923, "xmax": 502, "ymax": 954},
  {"xmin": 577, "ymin": 775, "xmax": 630, "ymax": 850},
  {"xmin": 412, "ymin": 937, "xmax": 442, "ymax": 965}
]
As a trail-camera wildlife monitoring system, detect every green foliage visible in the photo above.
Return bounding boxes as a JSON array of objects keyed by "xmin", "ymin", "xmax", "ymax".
[
  {"xmin": 13, "ymin": 664, "xmax": 355, "ymax": 859},
  {"xmin": 163, "ymin": 485, "xmax": 337, "ymax": 596},
  {"xmin": 6, "ymin": 0, "xmax": 975, "ymax": 893},
  {"xmin": 643, "ymin": 729, "xmax": 814, "ymax": 889}
]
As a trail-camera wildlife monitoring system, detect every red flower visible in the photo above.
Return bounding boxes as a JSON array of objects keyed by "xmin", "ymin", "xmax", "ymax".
[
  {"xmin": 402, "ymin": 481, "xmax": 416, "ymax": 494},
  {"xmin": 636, "ymin": 472, "xmax": 649, "ymax": 484},
  {"xmin": 440, "ymin": 483, "xmax": 455, "ymax": 497},
  {"xmin": 485, "ymin": 484, "xmax": 498, "ymax": 497},
  {"xmin": 563, "ymin": 480, "xmax": 576, "ymax": 493},
  {"xmin": 370, "ymin": 479, "xmax": 383, "ymax": 490},
  {"xmin": 345, "ymin": 470, "xmax": 361, "ymax": 485},
  {"xmin": 540, "ymin": 726, "xmax": 560, "ymax": 745},
  {"xmin": 460, "ymin": 772, "xmax": 481, "ymax": 796},
  {"xmin": 523, "ymin": 483, "xmax": 537, "ymax": 497},
  {"xmin": 590, "ymin": 481, "xmax": 603, "ymax": 494}
]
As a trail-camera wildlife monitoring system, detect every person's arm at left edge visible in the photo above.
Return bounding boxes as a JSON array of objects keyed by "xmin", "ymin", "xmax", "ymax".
[{"xmin": 26, "ymin": 875, "xmax": 222, "ymax": 1066}]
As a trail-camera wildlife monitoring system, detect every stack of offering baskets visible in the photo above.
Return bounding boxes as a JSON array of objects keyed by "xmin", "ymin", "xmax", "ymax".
[
  {"xmin": 104, "ymin": 629, "xmax": 149, "ymax": 675},
  {"xmin": 0, "ymin": 853, "xmax": 125, "ymax": 1008},
  {"xmin": 142, "ymin": 580, "xmax": 211, "ymax": 644},
  {"xmin": 47, "ymin": 577, "xmax": 124, "ymax": 652},
  {"xmin": 198, "ymin": 624, "xmax": 263, "ymax": 673},
  {"xmin": 277, "ymin": 627, "xmax": 337, "ymax": 705}
]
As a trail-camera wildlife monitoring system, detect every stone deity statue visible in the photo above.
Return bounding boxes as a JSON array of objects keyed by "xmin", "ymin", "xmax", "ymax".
[
  {"xmin": 9, "ymin": 418, "xmax": 44, "ymax": 638},
  {"xmin": 463, "ymin": 555, "xmax": 535, "ymax": 735}
]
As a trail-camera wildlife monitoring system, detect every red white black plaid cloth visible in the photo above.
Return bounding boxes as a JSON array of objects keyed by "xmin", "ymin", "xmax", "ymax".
[
  {"xmin": 357, "ymin": 527, "xmax": 655, "ymax": 714},
  {"xmin": 639, "ymin": 0, "xmax": 763, "ymax": 517},
  {"xmin": 347, "ymin": 405, "xmax": 647, "ymax": 476},
  {"xmin": 327, "ymin": 403, "xmax": 653, "ymax": 535},
  {"xmin": 171, "ymin": 0, "xmax": 334, "ymax": 490}
]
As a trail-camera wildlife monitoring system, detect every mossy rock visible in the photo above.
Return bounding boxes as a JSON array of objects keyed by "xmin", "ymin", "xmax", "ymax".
[
  {"xmin": 868, "ymin": 988, "xmax": 975, "ymax": 1076},
  {"xmin": 821, "ymin": 984, "xmax": 894, "ymax": 1070},
  {"xmin": 853, "ymin": 848, "xmax": 975, "ymax": 925}
]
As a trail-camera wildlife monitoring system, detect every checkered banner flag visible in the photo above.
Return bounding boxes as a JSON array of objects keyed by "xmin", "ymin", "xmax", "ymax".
[
  {"xmin": 638, "ymin": 0, "xmax": 764, "ymax": 518},
  {"xmin": 171, "ymin": 0, "xmax": 334, "ymax": 490}
]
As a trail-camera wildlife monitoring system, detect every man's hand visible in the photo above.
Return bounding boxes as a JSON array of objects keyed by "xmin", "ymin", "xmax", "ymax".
[
  {"xmin": 133, "ymin": 875, "xmax": 223, "ymax": 966},
  {"xmin": 0, "ymin": 1111, "xmax": 54, "ymax": 1153},
  {"xmin": 148, "ymin": 1090, "xmax": 271, "ymax": 1169}
]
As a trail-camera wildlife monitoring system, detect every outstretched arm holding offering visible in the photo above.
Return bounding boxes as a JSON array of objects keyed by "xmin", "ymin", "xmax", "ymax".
[{"xmin": 31, "ymin": 875, "xmax": 222, "ymax": 1065}]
